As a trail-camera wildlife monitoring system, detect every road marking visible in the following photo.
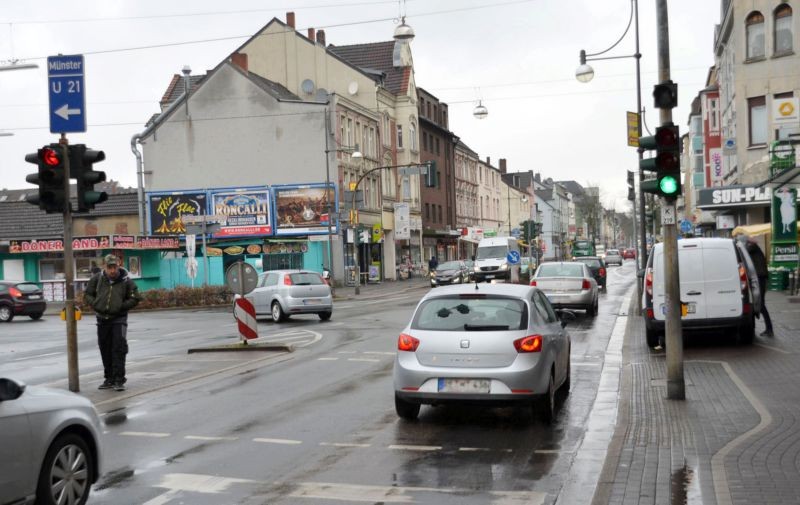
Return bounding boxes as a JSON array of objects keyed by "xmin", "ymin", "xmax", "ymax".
[
  {"xmin": 318, "ymin": 357, "xmax": 339, "ymax": 361},
  {"xmin": 184, "ymin": 435, "xmax": 239, "ymax": 441},
  {"xmin": 12, "ymin": 352, "xmax": 61, "ymax": 361},
  {"xmin": 120, "ymin": 431, "xmax": 171, "ymax": 438},
  {"xmin": 755, "ymin": 342, "xmax": 791, "ymax": 354},
  {"xmin": 319, "ymin": 442, "xmax": 371, "ymax": 448},
  {"xmin": 337, "ymin": 351, "xmax": 358, "ymax": 354},
  {"xmin": 164, "ymin": 329, "xmax": 197, "ymax": 337},
  {"xmin": 458, "ymin": 447, "xmax": 491, "ymax": 452},
  {"xmin": 388, "ymin": 444, "xmax": 442, "ymax": 451},
  {"xmin": 571, "ymin": 362, "xmax": 602, "ymax": 367},
  {"xmin": 143, "ymin": 473, "xmax": 256, "ymax": 505},
  {"xmin": 253, "ymin": 437, "xmax": 303, "ymax": 445},
  {"xmin": 535, "ymin": 449, "xmax": 575, "ymax": 454},
  {"xmin": 289, "ymin": 482, "xmax": 545, "ymax": 504},
  {"xmin": 347, "ymin": 358, "xmax": 380, "ymax": 363},
  {"xmin": 363, "ymin": 351, "xmax": 395, "ymax": 356}
]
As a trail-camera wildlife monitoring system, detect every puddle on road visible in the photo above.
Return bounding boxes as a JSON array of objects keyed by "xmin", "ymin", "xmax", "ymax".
[{"xmin": 671, "ymin": 464, "xmax": 702, "ymax": 505}]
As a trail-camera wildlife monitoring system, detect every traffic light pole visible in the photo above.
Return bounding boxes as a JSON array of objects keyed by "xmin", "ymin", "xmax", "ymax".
[
  {"xmin": 656, "ymin": 0, "xmax": 684, "ymax": 400},
  {"xmin": 60, "ymin": 135, "xmax": 80, "ymax": 393},
  {"xmin": 634, "ymin": 0, "xmax": 648, "ymax": 271}
]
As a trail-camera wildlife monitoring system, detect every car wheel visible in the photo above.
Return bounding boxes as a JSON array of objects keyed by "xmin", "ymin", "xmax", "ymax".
[
  {"xmin": 535, "ymin": 371, "xmax": 556, "ymax": 424},
  {"xmin": 586, "ymin": 299, "xmax": 597, "ymax": 317},
  {"xmin": 560, "ymin": 353, "xmax": 571, "ymax": 397},
  {"xmin": 36, "ymin": 433, "xmax": 94, "ymax": 505},
  {"xmin": 395, "ymin": 394, "xmax": 420, "ymax": 420},
  {"xmin": 645, "ymin": 325, "xmax": 660, "ymax": 348},
  {"xmin": 0, "ymin": 305, "xmax": 14, "ymax": 322},
  {"xmin": 318, "ymin": 311, "xmax": 332, "ymax": 321},
  {"xmin": 29, "ymin": 313, "xmax": 44, "ymax": 321},
  {"xmin": 737, "ymin": 315, "xmax": 755, "ymax": 345},
  {"xmin": 271, "ymin": 302, "xmax": 286, "ymax": 323}
]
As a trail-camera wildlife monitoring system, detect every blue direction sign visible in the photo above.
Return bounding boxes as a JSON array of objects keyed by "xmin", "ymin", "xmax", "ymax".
[
  {"xmin": 48, "ymin": 55, "xmax": 86, "ymax": 133},
  {"xmin": 680, "ymin": 219, "xmax": 693, "ymax": 234},
  {"xmin": 507, "ymin": 250, "xmax": 521, "ymax": 265}
]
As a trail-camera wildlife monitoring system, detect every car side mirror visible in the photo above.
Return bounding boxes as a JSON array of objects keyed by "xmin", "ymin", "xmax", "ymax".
[
  {"xmin": 557, "ymin": 310, "xmax": 577, "ymax": 328},
  {"xmin": 0, "ymin": 378, "xmax": 26, "ymax": 402}
]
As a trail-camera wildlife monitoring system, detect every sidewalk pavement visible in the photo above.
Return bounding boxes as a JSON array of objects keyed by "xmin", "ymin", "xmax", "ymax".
[{"xmin": 593, "ymin": 290, "xmax": 800, "ymax": 505}]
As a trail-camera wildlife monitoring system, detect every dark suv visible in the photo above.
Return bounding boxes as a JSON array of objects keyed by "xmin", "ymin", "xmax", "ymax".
[
  {"xmin": 573, "ymin": 256, "xmax": 607, "ymax": 291},
  {"xmin": 0, "ymin": 281, "xmax": 47, "ymax": 322}
]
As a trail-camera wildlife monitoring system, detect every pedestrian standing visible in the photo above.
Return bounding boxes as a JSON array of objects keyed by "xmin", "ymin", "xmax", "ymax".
[
  {"xmin": 84, "ymin": 254, "xmax": 141, "ymax": 391},
  {"xmin": 742, "ymin": 235, "xmax": 774, "ymax": 337}
]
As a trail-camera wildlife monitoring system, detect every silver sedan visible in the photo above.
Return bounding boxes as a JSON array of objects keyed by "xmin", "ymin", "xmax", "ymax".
[
  {"xmin": 393, "ymin": 283, "xmax": 573, "ymax": 423},
  {"xmin": 530, "ymin": 262, "xmax": 599, "ymax": 317}
]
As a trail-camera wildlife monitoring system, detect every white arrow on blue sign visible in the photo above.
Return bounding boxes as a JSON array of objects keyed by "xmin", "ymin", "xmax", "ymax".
[
  {"xmin": 48, "ymin": 54, "xmax": 86, "ymax": 133},
  {"xmin": 680, "ymin": 219, "xmax": 693, "ymax": 234},
  {"xmin": 507, "ymin": 250, "xmax": 521, "ymax": 265}
]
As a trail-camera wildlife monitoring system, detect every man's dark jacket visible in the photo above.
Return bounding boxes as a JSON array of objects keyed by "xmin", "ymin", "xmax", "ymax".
[
  {"xmin": 84, "ymin": 267, "xmax": 141, "ymax": 320},
  {"xmin": 746, "ymin": 242, "xmax": 769, "ymax": 279}
]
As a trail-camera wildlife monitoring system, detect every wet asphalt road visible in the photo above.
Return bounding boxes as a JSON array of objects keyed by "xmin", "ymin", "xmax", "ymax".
[{"xmin": 0, "ymin": 262, "xmax": 637, "ymax": 504}]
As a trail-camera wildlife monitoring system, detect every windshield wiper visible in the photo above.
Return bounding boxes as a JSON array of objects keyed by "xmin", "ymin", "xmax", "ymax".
[{"xmin": 463, "ymin": 324, "xmax": 510, "ymax": 331}]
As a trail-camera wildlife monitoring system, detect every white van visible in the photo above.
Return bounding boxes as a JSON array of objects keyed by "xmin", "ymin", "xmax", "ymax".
[
  {"xmin": 473, "ymin": 237, "xmax": 520, "ymax": 283},
  {"xmin": 641, "ymin": 238, "xmax": 761, "ymax": 347}
]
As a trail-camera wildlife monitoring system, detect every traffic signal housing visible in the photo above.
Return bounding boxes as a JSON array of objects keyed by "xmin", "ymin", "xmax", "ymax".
[
  {"xmin": 71, "ymin": 144, "xmax": 107, "ymax": 212},
  {"xmin": 627, "ymin": 170, "xmax": 635, "ymax": 201},
  {"xmin": 25, "ymin": 144, "xmax": 67, "ymax": 213},
  {"xmin": 639, "ymin": 123, "xmax": 682, "ymax": 200}
]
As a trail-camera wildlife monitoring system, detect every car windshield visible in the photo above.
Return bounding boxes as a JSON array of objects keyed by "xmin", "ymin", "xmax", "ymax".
[
  {"xmin": 537, "ymin": 264, "xmax": 584, "ymax": 277},
  {"xmin": 289, "ymin": 273, "xmax": 324, "ymax": 285},
  {"xmin": 411, "ymin": 296, "xmax": 527, "ymax": 331},
  {"xmin": 577, "ymin": 259, "xmax": 602, "ymax": 268},
  {"xmin": 437, "ymin": 261, "xmax": 462, "ymax": 271},
  {"xmin": 15, "ymin": 283, "xmax": 40, "ymax": 293},
  {"xmin": 476, "ymin": 246, "xmax": 507, "ymax": 260}
]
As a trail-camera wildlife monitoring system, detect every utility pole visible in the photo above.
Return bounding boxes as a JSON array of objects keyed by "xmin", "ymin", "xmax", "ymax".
[
  {"xmin": 59, "ymin": 136, "xmax": 79, "ymax": 392},
  {"xmin": 656, "ymin": 0, "xmax": 685, "ymax": 400}
]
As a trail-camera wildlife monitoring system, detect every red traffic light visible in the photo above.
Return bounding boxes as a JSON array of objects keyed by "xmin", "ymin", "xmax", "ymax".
[
  {"xmin": 655, "ymin": 126, "xmax": 679, "ymax": 147},
  {"xmin": 42, "ymin": 148, "xmax": 60, "ymax": 167}
]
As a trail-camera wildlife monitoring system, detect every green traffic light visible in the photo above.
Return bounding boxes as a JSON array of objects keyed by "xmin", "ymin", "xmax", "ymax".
[{"xmin": 659, "ymin": 175, "xmax": 679, "ymax": 195}]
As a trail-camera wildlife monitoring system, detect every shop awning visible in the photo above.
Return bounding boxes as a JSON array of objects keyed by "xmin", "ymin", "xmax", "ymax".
[
  {"xmin": 732, "ymin": 223, "xmax": 772, "ymax": 237},
  {"xmin": 458, "ymin": 236, "xmax": 480, "ymax": 244}
]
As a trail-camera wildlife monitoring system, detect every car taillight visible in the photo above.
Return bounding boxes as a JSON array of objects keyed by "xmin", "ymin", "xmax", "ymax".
[
  {"xmin": 9, "ymin": 287, "xmax": 22, "ymax": 298},
  {"xmin": 645, "ymin": 269, "xmax": 653, "ymax": 297},
  {"xmin": 738, "ymin": 263, "xmax": 748, "ymax": 293},
  {"xmin": 397, "ymin": 333, "xmax": 420, "ymax": 352},
  {"xmin": 582, "ymin": 279, "xmax": 591, "ymax": 290},
  {"xmin": 514, "ymin": 335, "xmax": 543, "ymax": 353},
  {"xmin": 599, "ymin": 268, "xmax": 606, "ymax": 277},
  {"xmin": 283, "ymin": 275, "xmax": 293, "ymax": 286},
  {"xmin": 529, "ymin": 279, "xmax": 537, "ymax": 286}
]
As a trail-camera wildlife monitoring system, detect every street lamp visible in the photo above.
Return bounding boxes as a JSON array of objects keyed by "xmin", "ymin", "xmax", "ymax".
[
  {"xmin": 0, "ymin": 60, "xmax": 38, "ymax": 72},
  {"xmin": 576, "ymin": 0, "xmax": 646, "ymax": 269}
]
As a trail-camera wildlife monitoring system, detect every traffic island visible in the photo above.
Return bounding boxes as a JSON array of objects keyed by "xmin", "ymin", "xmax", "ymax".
[{"xmin": 187, "ymin": 341, "xmax": 294, "ymax": 354}]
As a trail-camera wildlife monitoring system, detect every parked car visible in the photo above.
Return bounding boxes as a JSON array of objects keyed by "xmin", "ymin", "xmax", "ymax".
[
  {"xmin": 572, "ymin": 256, "xmax": 607, "ymax": 291},
  {"xmin": 0, "ymin": 281, "xmax": 46, "ymax": 322},
  {"xmin": 463, "ymin": 259, "xmax": 476, "ymax": 281},
  {"xmin": 393, "ymin": 283, "xmax": 573, "ymax": 423},
  {"xmin": 531, "ymin": 262, "xmax": 599, "ymax": 316},
  {"xmin": 431, "ymin": 260, "xmax": 469, "ymax": 287},
  {"xmin": 240, "ymin": 270, "xmax": 332, "ymax": 322},
  {"xmin": 0, "ymin": 377, "xmax": 102, "ymax": 505},
  {"xmin": 604, "ymin": 249, "xmax": 623, "ymax": 266},
  {"xmin": 622, "ymin": 248, "xmax": 636, "ymax": 260},
  {"xmin": 641, "ymin": 238, "xmax": 761, "ymax": 348}
]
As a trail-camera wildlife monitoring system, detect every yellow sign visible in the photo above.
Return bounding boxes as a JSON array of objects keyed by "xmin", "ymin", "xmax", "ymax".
[
  {"xmin": 779, "ymin": 101, "xmax": 795, "ymax": 117},
  {"xmin": 681, "ymin": 302, "xmax": 688, "ymax": 317},
  {"xmin": 627, "ymin": 111, "xmax": 640, "ymax": 147},
  {"xmin": 372, "ymin": 224, "xmax": 384, "ymax": 243},
  {"xmin": 349, "ymin": 182, "xmax": 357, "ymax": 191},
  {"xmin": 61, "ymin": 308, "xmax": 82, "ymax": 321}
]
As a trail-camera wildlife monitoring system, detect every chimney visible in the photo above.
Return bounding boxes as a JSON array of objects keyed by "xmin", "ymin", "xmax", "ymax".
[
  {"xmin": 535, "ymin": 173, "xmax": 541, "ymax": 184},
  {"xmin": 499, "ymin": 158, "xmax": 507, "ymax": 174},
  {"xmin": 231, "ymin": 52, "xmax": 248, "ymax": 72},
  {"xmin": 486, "ymin": 156, "xmax": 491, "ymax": 165},
  {"xmin": 307, "ymin": 28, "xmax": 316, "ymax": 41},
  {"xmin": 316, "ymin": 29, "xmax": 326, "ymax": 46},
  {"xmin": 286, "ymin": 12, "xmax": 295, "ymax": 28}
]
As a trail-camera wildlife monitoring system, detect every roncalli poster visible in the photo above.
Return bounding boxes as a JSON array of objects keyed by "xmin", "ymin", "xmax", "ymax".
[{"xmin": 210, "ymin": 189, "xmax": 272, "ymax": 237}]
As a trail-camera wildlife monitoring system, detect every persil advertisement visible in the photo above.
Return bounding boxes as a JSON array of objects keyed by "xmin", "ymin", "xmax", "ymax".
[{"xmin": 273, "ymin": 184, "xmax": 336, "ymax": 236}]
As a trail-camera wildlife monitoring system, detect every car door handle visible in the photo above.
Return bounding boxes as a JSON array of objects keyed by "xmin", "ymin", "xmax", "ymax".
[{"xmin": 686, "ymin": 290, "xmax": 702, "ymax": 296}]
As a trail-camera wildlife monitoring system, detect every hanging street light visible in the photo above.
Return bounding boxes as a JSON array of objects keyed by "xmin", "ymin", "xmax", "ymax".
[
  {"xmin": 473, "ymin": 100, "xmax": 488, "ymax": 119},
  {"xmin": 393, "ymin": 16, "xmax": 415, "ymax": 42}
]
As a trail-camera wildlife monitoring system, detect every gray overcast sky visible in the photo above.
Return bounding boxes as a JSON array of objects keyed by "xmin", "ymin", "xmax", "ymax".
[{"xmin": 0, "ymin": 0, "xmax": 719, "ymax": 211}]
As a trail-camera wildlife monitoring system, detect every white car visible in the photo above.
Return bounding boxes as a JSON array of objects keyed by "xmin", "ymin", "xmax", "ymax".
[
  {"xmin": 238, "ymin": 270, "xmax": 333, "ymax": 322},
  {"xmin": 0, "ymin": 377, "xmax": 103, "ymax": 505}
]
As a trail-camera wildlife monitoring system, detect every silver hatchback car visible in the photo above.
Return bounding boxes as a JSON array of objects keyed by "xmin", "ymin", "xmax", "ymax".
[
  {"xmin": 0, "ymin": 377, "xmax": 103, "ymax": 505},
  {"xmin": 393, "ymin": 283, "xmax": 573, "ymax": 423},
  {"xmin": 243, "ymin": 270, "xmax": 333, "ymax": 322},
  {"xmin": 531, "ymin": 262, "xmax": 599, "ymax": 317}
]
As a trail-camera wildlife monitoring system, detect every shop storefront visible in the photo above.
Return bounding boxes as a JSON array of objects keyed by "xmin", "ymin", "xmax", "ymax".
[{"xmin": 696, "ymin": 184, "xmax": 777, "ymax": 236}]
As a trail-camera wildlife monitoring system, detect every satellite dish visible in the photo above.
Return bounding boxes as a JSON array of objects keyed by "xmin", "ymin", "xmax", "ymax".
[
  {"xmin": 301, "ymin": 79, "xmax": 315, "ymax": 95},
  {"xmin": 348, "ymin": 81, "xmax": 359, "ymax": 95},
  {"xmin": 315, "ymin": 88, "xmax": 329, "ymax": 101}
]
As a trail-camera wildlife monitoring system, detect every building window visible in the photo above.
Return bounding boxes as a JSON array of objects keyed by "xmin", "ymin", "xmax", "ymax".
[
  {"xmin": 435, "ymin": 137, "xmax": 440, "ymax": 155},
  {"xmin": 425, "ymin": 203, "xmax": 430, "ymax": 220},
  {"xmin": 382, "ymin": 114, "xmax": 391, "ymax": 147},
  {"xmin": 396, "ymin": 125, "xmax": 403, "ymax": 149},
  {"xmin": 709, "ymin": 98, "xmax": 719, "ymax": 132},
  {"xmin": 746, "ymin": 11, "xmax": 765, "ymax": 60},
  {"xmin": 775, "ymin": 4, "xmax": 793, "ymax": 54},
  {"xmin": 442, "ymin": 110, "xmax": 447, "ymax": 128},
  {"xmin": 422, "ymin": 132, "xmax": 428, "ymax": 151},
  {"xmin": 409, "ymin": 121, "xmax": 418, "ymax": 152},
  {"xmin": 748, "ymin": 96, "xmax": 767, "ymax": 146},
  {"xmin": 438, "ymin": 205, "xmax": 443, "ymax": 223},
  {"xmin": 346, "ymin": 118, "xmax": 353, "ymax": 147}
]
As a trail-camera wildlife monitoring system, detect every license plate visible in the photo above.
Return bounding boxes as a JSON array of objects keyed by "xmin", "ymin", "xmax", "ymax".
[
  {"xmin": 437, "ymin": 378, "xmax": 490, "ymax": 394},
  {"xmin": 661, "ymin": 303, "xmax": 696, "ymax": 316},
  {"xmin": 485, "ymin": 275, "xmax": 494, "ymax": 279},
  {"xmin": 28, "ymin": 295, "xmax": 41, "ymax": 300},
  {"xmin": 303, "ymin": 298, "xmax": 321, "ymax": 305}
]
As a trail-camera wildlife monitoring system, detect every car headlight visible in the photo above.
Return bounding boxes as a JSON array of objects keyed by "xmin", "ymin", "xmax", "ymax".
[
  {"xmin": 430, "ymin": 271, "xmax": 436, "ymax": 278},
  {"xmin": 499, "ymin": 263, "xmax": 508, "ymax": 270},
  {"xmin": 474, "ymin": 266, "xmax": 480, "ymax": 272}
]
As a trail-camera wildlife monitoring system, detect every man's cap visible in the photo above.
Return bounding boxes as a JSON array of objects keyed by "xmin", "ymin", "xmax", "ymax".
[{"xmin": 104, "ymin": 254, "xmax": 120, "ymax": 266}]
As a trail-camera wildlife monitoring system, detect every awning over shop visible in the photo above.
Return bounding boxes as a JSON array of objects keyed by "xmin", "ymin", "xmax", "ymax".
[
  {"xmin": 458, "ymin": 236, "xmax": 480, "ymax": 245},
  {"xmin": 732, "ymin": 221, "xmax": 800, "ymax": 237}
]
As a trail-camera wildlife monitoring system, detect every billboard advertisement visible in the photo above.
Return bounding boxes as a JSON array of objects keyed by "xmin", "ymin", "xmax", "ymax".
[
  {"xmin": 394, "ymin": 202, "xmax": 410, "ymax": 240},
  {"xmin": 708, "ymin": 148, "xmax": 724, "ymax": 187},
  {"xmin": 148, "ymin": 192, "xmax": 206, "ymax": 235},
  {"xmin": 273, "ymin": 184, "xmax": 336, "ymax": 235},
  {"xmin": 210, "ymin": 188, "xmax": 272, "ymax": 238}
]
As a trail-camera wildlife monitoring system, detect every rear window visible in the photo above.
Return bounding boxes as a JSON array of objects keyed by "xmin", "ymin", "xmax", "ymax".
[
  {"xmin": 15, "ymin": 283, "xmax": 41, "ymax": 293},
  {"xmin": 411, "ymin": 296, "xmax": 527, "ymax": 331},
  {"xmin": 577, "ymin": 259, "xmax": 602, "ymax": 268},
  {"xmin": 289, "ymin": 273, "xmax": 324, "ymax": 285},
  {"xmin": 607, "ymin": 250, "xmax": 620, "ymax": 255},
  {"xmin": 537, "ymin": 264, "xmax": 584, "ymax": 277}
]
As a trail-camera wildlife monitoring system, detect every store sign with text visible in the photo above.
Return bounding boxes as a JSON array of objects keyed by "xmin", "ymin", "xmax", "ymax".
[
  {"xmin": 9, "ymin": 237, "xmax": 110, "ymax": 253},
  {"xmin": 112, "ymin": 235, "xmax": 181, "ymax": 249},
  {"xmin": 210, "ymin": 189, "xmax": 272, "ymax": 237}
]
